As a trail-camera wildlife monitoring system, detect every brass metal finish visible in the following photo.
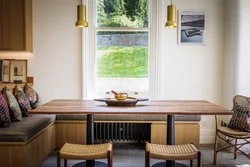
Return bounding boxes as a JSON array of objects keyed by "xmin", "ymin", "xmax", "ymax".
[
  {"xmin": 75, "ymin": 4, "xmax": 88, "ymax": 28},
  {"xmin": 165, "ymin": 5, "xmax": 177, "ymax": 28},
  {"xmin": 114, "ymin": 93, "xmax": 128, "ymax": 100}
]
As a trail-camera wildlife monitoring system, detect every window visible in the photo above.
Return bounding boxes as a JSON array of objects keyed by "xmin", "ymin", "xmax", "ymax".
[{"xmin": 83, "ymin": 0, "xmax": 158, "ymax": 99}]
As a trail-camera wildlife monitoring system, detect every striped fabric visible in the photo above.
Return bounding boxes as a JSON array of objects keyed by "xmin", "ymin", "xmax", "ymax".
[
  {"xmin": 13, "ymin": 85, "xmax": 31, "ymax": 117},
  {"xmin": 2, "ymin": 86, "xmax": 22, "ymax": 121},
  {"xmin": 0, "ymin": 92, "xmax": 11, "ymax": 127},
  {"xmin": 228, "ymin": 104, "xmax": 250, "ymax": 132},
  {"xmin": 24, "ymin": 84, "xmax": 42, "ymax": 109}
]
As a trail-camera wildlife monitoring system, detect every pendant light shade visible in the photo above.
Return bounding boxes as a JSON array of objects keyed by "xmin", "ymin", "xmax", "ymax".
[
  {"xmin": 75, "ymin": 4, "xmax": 88, "ymax": 28},
  {"xmin": 165, "ymin": 1, "xmax": 177, "ymax": 28}
]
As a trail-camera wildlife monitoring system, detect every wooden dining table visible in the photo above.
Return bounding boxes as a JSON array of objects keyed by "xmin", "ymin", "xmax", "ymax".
[{"xmin": 31, "ymin": 99, "xmax": 232, "ymax": 167}]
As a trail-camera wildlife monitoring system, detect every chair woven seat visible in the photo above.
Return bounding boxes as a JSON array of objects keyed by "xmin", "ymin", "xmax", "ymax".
[
  {"xmin": 147, "ymin": 143, "xmax": 198, "ymax": 160},
  {"xmin": 145, "ymin": 142, "xmax": 201, "ymax": 167},
  {"xmin": 217, "ymin": 126, "xmax": 250, "ymax": 137},
  {"xmin": 60, "ymin": 143, "xmax": 112, "ymax": 160},
  {"xmin": 57, "ymin": 142, "xmax": 113, "ymax": 167}
]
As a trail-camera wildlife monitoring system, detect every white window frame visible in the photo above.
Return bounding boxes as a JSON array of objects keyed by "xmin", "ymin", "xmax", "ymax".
[{"xmin": 82, "ymin": 0, "xmax": 159, "ymax": 99}]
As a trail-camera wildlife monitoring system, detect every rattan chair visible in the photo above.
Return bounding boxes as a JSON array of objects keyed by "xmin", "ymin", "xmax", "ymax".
[
  {"xmin": 145, "ymin": 142, "xmax": 201, "ymax": 167},
  {"xmin": 213, "ymin": 95, "xmax": 250, "ymax": 165},
  {"xmin": 57, "ymin": 142, "xmax": 112, "ymax": 167}
]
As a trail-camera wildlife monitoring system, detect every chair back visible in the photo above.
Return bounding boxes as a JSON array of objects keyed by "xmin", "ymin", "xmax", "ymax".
[
  {"xmin": 232, "ymin": 95, "xmax": 250, "ymax": 110},
  {"xmin": 215, "ymin": 95, "xmax": 250, "ymax": 128}
]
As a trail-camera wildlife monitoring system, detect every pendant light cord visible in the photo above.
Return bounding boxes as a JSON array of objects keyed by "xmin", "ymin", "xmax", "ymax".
[{"xmin": 171, "ymin": 0, "xmax": 172, "ymax": 5}]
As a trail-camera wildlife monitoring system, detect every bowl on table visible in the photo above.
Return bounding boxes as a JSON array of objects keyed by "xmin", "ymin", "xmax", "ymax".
[{"xmin": 114, "ymin": 93, "xmax": 128, "ymax": 100}]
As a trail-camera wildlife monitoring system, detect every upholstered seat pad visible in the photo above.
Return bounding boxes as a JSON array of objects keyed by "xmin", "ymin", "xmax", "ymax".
[
  {"xmin": 0, "ymin": 114, "xmax": 56, "ymax": 142},
  {"xmin": 60, "ymin": 142, "xmax": 112, "ymax": 160},
  {"xmin": 147, "ymin": 143, "xmax": 198, "ymax": 160},
  {"xmin": 56, "ymin": 114, "xmax": 201, "ymax": 121}
]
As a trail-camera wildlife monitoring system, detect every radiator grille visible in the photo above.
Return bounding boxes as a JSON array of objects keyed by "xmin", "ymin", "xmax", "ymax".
[{"xmin": 94, "ymin": 122, "xmax": 151, "ymax": 143}]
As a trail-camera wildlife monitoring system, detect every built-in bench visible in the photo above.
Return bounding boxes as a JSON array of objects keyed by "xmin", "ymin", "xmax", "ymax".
[{"xmin": 0, "ymin": 114, "xmax": 56, "ymax": 167}]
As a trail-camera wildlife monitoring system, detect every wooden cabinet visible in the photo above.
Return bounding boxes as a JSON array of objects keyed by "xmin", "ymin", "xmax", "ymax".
[
  {"xmin": 151, "ymin": 121, "xmax": 200, "ymax": 149},
  {"xmin": 0, "ymin": 0, "xmax": 32, "ymax": 51}
]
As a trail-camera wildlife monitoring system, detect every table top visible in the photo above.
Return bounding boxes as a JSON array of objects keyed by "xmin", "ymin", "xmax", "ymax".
[{"xmin": 30, "ymin": 99, "xmax": 232, "ymax": 115}]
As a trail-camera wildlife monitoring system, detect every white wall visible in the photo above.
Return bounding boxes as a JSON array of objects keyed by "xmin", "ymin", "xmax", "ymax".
[
  {"xmin": 29, "ymin": 0, "xmax": 82, "ymax": 102},
  {"xmin": 221, "ymin": 0, "xmax": 250, "ymax": 122},
  {"xmin": 0, "ymin": 0, "xmax": 230, "ymax": 144},
  {"xmin": 0, "ymin": 0, "xmax": 82, "ymax": 103},
  {"xmin": 223, "ymin": 0, "xmax": 250, "ymax": 107},
  {"xmin": 159, "ymin": 0, "xmax": 225, "ymax": 143},
  {"xmin": 31, "ymin": 0, "xmax": 82, "ymax": 103}
]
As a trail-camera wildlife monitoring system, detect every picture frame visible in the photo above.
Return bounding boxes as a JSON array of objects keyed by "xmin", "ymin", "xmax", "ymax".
[
  {"xmin": 2, "ymin": 59, "xmax": 10, "ymax": 83},
  {"xmin": 178, "ymin": 10, "xmax": 205, "ymax": 45},
  {"xmin": 9, "ymin": 60, "xmax": 27, "ymax": 83}
]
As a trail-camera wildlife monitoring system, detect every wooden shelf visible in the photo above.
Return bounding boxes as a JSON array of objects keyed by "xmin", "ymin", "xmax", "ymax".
[
  {"xmin": 0, "ymin": 76, "xmax": 34, "ymax": 91},
  {"xmin": 0, "ymin": 82, "xmax": 33, "ymax": 91}
]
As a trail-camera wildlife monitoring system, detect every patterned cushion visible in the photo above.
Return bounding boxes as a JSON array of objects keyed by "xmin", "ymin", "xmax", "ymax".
[
  {"xmin": 13, "ymin": 85, "xmax": 31, "ymax": 117},
  {"xmin": 0, "ymin": 92, "xmax": 11, "ymax": 127},
  {"xmin": 228, "ymin": 104, "xmax": 250, "ymax": 132},
  {"xmin": 2, "ymin": 87, "xmax": 22, "ymax": 121},
  {"xmin": 24, "ymin": 84, "xmax": 42, "ymax": 109}
]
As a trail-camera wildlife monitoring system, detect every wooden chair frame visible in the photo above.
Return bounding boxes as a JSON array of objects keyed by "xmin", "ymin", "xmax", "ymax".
[{"xmin": 213, "ymin": 95, "xmax": 250, "ymax": 165}]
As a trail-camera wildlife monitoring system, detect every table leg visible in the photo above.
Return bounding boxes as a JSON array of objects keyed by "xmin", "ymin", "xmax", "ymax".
[
  {"xmin": 166, "ymin": 115, "xmax": 187, "ymax": 167},
  {"xmin": 73, "ymin": 115, "xmax": 107, "ymax": 167},
  {"xmin": 166, "ymin": 115, "xmax": 175, "ymax": 167},
  {"xmin": 86, "ymin": 114, "xmax": 95, "ymax": 167}
]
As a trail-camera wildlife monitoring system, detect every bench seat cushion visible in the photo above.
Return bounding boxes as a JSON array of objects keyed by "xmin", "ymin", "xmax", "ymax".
[
  {"xmin": 0, "ymin": 114, "xmax": 56, "ymax": 142},
  {"xmin": 56, "ymin": 114, "xmax": 201, "ymax": 121}
]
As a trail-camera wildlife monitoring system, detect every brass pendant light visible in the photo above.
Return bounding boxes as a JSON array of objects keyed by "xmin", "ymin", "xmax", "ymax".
[
  {"xmin": 75, "ymin": 4, "xmax": 88, "ymax": 28},
  {"xmin": 165, "ymin": 0, "xmax": 177, "ymax": 28}
]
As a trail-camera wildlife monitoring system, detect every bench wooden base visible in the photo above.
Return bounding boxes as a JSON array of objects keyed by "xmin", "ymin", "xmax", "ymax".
[
  {"xmin": 55, "ymin": 121, "xmax": 200, "ymax": 149},
  {"xmin": 151, "ymin": 121, "xmax": 200, "ymax": 148},
  {"xmin": 0, "ymin": 124, "xmax": 55, "ymax": 167}
]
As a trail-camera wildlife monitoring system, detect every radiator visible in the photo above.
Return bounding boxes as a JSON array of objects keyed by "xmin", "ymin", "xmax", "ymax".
[{"xmin": 94, "ymin": 122, "xmax": 151, "ymax": 143}]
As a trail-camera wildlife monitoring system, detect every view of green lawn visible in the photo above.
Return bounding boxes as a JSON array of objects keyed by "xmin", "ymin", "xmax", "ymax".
[
  {"xmin": 97, "ymin": 46, "xmax": 148, "ymax": 78},
  {"xmin": 96, "ymin": 0, "xmax": 149, "ymax": 79}
]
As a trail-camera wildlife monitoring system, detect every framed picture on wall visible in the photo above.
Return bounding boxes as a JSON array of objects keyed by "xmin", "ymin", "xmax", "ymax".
[
  {"xmin": 2, "ymin": 59, "xmax": 10, "ymax": 83},
  {"xmin": 178, "ymin": 10, "xmax": 205, "ymax": 45},
  {"xmin": 9, "ymin": 60, "xmax": 27, "ymax": 83}
]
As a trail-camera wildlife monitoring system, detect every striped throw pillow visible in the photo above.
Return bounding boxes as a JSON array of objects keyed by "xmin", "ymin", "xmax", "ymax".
[
  {"xmin": 0, "ymin": 92, "xmax": 11, "ymax": 127},
  {"xmin": 228, "ymin": 104, "xmax": 250, "ymax": 132},
  {"xmin": 24, "ymin": 84, "xmax": 42, "ymax": 109},
  {"xmin": 13, "ymin": 85, "xmax": 31, "ymax": 117},
  {"xmin": 2, "ymin": 87, "xmax": 22, "ymax": 121}
]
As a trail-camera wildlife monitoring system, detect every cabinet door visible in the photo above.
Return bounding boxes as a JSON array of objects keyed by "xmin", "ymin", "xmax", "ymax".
[{"xmin": 1, "ymin": 0, "xmax": 25, "ymax": 50}]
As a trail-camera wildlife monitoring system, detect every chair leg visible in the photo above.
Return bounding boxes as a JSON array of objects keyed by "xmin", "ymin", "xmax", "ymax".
[
  {"xmin": 190, "ymin": 159, "xmax": 193, "ymax": 167},
  {"xmin": 197, "ymin": 151, "xmax": 201, "ymax": 167},
  {"xmin": 234, "ymin": 138, "xmax": 237, "ymax": 159},
  {"xmin": 145, "ymin": 150, "xmax": 150, "ymax": 167},
  {"xmin": 57, "ymin": 151, "xmax": 61, "ymax": 167},
  {"xmin": 64, "ymin": 159, "xmax": 67, "ymax": 167},
  {"xmin": 213, "ymin": 131, "xmax": 218, "ymax": 165},
  {"xmin": 108, "ymin": 150, "xmax": 113, "ymax": 167}
]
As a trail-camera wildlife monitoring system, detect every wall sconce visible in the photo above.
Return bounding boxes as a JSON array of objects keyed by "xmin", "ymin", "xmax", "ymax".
[
  {"xmin": 165, "ymin": 0, "xmax": 177, "ymax": 28},
  {"xmin": 75, "ymin": 4, "xmax": 88, "ymax": 28}
]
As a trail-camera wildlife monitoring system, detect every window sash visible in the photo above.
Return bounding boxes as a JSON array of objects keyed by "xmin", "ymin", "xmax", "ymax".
[{"xmin": 83, "ymin": 0, "xmax": 158, "ymax": 99}]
